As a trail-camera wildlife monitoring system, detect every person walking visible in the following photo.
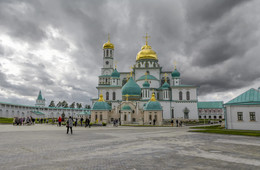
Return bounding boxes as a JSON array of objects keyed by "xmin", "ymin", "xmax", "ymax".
[
  {"xmin": 58, "ymin": 116, "xmax": 62, "ymax": 127},
  {"xmin": 80, "ymin": 117, "xmax": 83, "ymax": 127},
  {"xmin": 176, "ymin": 119, "xmax": 179, "ymax": 127},
  {"xmin": 67, "ymin": 116, "xmax": 73, "ymax": 134},
  {"xmin": 85, "ymin": 117, "xmax": 90, "ymax": 128},
  {"xmin": 75, "ymin": 117, "xmax": 78, "ymax": 127},
  {"xmin": 171, "ymin": 119, "xmax": 174, "ymax": 127}
]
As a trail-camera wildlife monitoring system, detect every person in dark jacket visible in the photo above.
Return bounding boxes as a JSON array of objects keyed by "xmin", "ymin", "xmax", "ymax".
[
  {"xmin": 85, "ymin": 117, "xmax": 90, "ymax": 128},
  {"xmin": 80, "ymin": 117, "xmax": 83, "ymax": 127},
  {"xmin": 67, "ymin": 116, "xmax": 73, "ymax": 134}
]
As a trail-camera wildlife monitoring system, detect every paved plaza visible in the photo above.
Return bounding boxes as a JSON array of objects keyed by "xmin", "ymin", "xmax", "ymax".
[{"xmin": 0, "ymin": 125, "xmax": 260, "ymax": 170}]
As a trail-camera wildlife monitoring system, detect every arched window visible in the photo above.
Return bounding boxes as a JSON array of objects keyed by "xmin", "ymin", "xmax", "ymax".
[
  {"xmin": 171, "ymin": 109, "xmax": 174, "ymax": 118},
  {"xmin": 124, "ymin": 114, "xmax": 127, "ymax": 121},
  {"xmin": 179, "ymin": 91, "xmax": 183, "ymax": 100},
  {"xmin": 110, "ymin": 50, "xmax": 112, "ymax": 57},
  {"xmin": 113, "ymin": 92, "xmax": 116, "ymax": 100},
  {"xmin": 106, "ymin": 50, "xmax": 108, "ymax": 57},
  {"xmin": 106, "ymin": 92, "xmax": 109, "ymax": 100},
  {"xmin": 186, "ymin": 91, "xmax": 190, "ymax": 100},
  {"xmin": 100, "ymin": 114, "xmax": 102, "ymax": 121}
]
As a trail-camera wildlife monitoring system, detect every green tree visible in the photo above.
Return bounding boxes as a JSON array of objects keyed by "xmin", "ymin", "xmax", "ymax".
[
  {"xmin": 76, "ymin": 103, "xmax": 82, "ymax": 108},
  {"xmin": 49, "ymin": 100, "xmax": 55, "ymax": 107},
  {"xmin": 61, "ymin": 100, "xmax": 68, "ymax": 108},
  {"xmin": 56, "ymin": 101, "xmax": 62, "ymax": 107},
  {"xmin": 70, "ymin": 102, "xmax": 75, "ymax": 108}
]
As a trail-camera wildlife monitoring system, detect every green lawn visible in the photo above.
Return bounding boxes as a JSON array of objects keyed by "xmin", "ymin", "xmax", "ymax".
[
  {"xmin": 190, "ymin": 125, "xmax": 224, "ymax": 129},
  {"xmin": 189, "ymin": 125, "xmax": 260, "ymax": 137},
  {"xmin": 0, "ymin": 117, "xmax": 13, "ymax": 124}
]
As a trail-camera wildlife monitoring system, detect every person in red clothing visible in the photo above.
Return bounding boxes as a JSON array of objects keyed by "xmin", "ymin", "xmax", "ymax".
[{"xmin": 58, "ymin": 116, "xmax": 62, "ymax": 127}]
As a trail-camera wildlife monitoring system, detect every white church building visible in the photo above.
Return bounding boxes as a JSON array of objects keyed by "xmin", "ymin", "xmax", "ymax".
[{"xmin": 91, "ymin": 34, "xmax": 199, "ymax": 124}]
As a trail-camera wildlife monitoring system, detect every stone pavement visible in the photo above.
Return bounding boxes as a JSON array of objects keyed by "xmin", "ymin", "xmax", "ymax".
[{"xmin": 0, "ymin": 124, "xmax": 260, "ymax": 170}]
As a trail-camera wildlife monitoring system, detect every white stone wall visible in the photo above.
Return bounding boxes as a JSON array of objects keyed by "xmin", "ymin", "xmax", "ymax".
[
  {"xmin": 171, "ymin": 87, "xmax": 197, "ymax": 101},
  {"xmin": 134, "ymin": 68, "xmax": 161, "ymax": 81},
  {"xmin": 136, "ymin": 80, "xmax": 160, "ymax": 89},
  {"xmin": 98, "ymin": 88, "xmax": 122, "ymax": 101},
  {"xmin": 198, "ymin": 108, "xmax": 224, "ymax": 119},
  {"xmin": 172, "ymin": 102, "xmax": 198, "ymax": 119},
  {"xmin": 226, "ymin": 105, "xmax": 260, "ymax": 130},
  {"xmin": 0, "ymin": 102, "xmax": 87, "ymax": 118}
]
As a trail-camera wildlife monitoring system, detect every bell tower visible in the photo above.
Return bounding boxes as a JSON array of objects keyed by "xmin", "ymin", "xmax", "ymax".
[{"xmin": 102, "ymin": 34, "xmax": 114, "ymax": 76}]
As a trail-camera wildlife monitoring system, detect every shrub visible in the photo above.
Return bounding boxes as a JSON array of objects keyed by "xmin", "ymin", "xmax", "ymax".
[{"xmin": 102, "ymin": 122, "xmax": 106, "ymax": 126}]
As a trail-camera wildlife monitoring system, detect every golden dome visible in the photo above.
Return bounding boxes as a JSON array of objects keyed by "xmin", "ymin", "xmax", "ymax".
[
  {"xmin": 103, "ymin": 34, "xmax": 114, "ymax": 49},
  {"xmin": 136, "ymin": 44, "xmax": 158, "ymax": 61},
  {"xmin": 103, "ymin": 40, "xmax": 114, "ymax": 49}
]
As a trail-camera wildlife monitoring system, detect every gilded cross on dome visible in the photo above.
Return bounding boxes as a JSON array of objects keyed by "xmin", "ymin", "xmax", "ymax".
[
  {"xmin": 114, "ymin": 61, "xmax": 117, "ymax": 69},
  {"xmin": 164, "ymin": 73, "xmax": 168, "ymax": 82},
  {"xmin": 143, "ymin": 33, "xmax": 151, "ymax": 45},
  {"xmin": 130, "ymin": 66, "xmax": 134, "ymax": 77},
  {"xmin": 174, "ymin": 61, "xmax": 177, "ymax": 69},
  {"xmin": 108, "ymin": 33, "xmax": 110, "ymax": 42}
]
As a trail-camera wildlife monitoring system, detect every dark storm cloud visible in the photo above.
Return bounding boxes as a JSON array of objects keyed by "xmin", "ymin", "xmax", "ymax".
[
  {"xmin": 185, "ymin": 0, "xmax": 247, "ymax": 24},
  {"xmin": 0, "ymin": 1, "xmax": 47, "ymax": 43},
  {"xmin": 0, "ymin": 0, "xmax": 259, "ymax": 104}
]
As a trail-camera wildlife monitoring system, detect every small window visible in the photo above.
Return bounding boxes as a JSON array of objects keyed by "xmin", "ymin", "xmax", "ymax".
[
  {"xmin": 149, "ymin": 115, "xmax": 152, "ymax": 121},
  {"xmin": 124, "ymin": 114, "xmax": 127, "ymax": 121},
  {"xmin": 209, "ymin": 116, "xmax": 211, "ymax": 119},
  {"xmin": 249, "ymin": 112, "xmax": 255, "ymax": 121},
  {"xmin": 132, "ymin": 118, "xmax": 136, "ymax": 122},
  {"xmin": 219, "ymin": 116, "xmax": 222, "ymax": 119},
  {"xmin": 214, "ymin": 116, "xmax": 216, "ymax": 119},
  {"xmin": 186, "ymin": 91, "xmax": 190, "ymax": 100},
  {"xmin": 237, "ymin": 112, "xmax": 243, "ymax": 121},
  {"xmin": 179, "ymin": 91, "xmax": 183, "ymax": 100},
  {"xmin": 100, "ymin": 114, "xmax": 102, "ymax": 121},
  {"xmin": 106, "ymin": 92, "xmax": 109, "ymax": 100},
  {"xmin": 113, "ymin": 92, "xmax": 116, "ymax": 100},
  {"xmin": 199, "ymin": 116, "xmax": 201, "ymax": 119}
]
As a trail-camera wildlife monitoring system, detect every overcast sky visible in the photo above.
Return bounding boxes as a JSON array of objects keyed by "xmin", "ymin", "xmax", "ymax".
[{"xmin": 0, "ymin": 0, "xmax": 260, "ymax": 106}]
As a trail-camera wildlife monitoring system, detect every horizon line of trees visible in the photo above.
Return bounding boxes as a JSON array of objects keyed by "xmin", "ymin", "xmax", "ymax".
[{"xmin": 48, "ymin": 100, "xmax": 91, "ymax": 109}]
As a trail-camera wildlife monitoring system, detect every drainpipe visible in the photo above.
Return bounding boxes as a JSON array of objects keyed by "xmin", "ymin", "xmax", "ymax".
[{"xmin": 224, "ymin": 105, "xmax": 227, "ymax": 129}]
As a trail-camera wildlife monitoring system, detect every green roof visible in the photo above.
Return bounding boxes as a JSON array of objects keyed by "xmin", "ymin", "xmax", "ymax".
[
  {"xmin": 225, "ymin": 88, "xmax": 260, "ymax": 105},
  {"xmin": 162, "ymin": 82, "xmax": 170, "ymax": 89},
  {"xmin": 97, "ymin": 85, "xmax": 121, "ymax": 87},
  {"xmin": 144, "ymin": 101, "xmax": 162, "ymax": 110},
  {"xmin": 142, "ymin": 81, "xmax": 150, "ymax": 88},
  {"xmin": 122, "ymin": 77, "xmax": 141, "ymax": 96},
  {"xmin": 79, "ymin": 111, "xmax": 91, "ymax": 115},
  {"xmin": 171, "ymin": 69, "xmax": 180, "ymax": 78},
  {"xmin": 37, "ymin": 90, "xmax": 44, "ymax": 100},
  {"xmin": 111, "ymin": 68, "xmax": 120, "ymax": 78},
  {"xmin": 121, "ymin": 105, "xmax": 132, "ymax": 110},
  {"xmin": 137, "ymin": 75, "xmax": 159, "ymax": 81},
  {"xmin": 92, "ymin": 101, "xmax": 111, "ymax": 110},
  {"xmin": 198, "ymin": 101, "xmax": 223, "ymax": 109},
  {"xmin": 31, "ymin": 111, "xmax": 45, "ymax": 115},
  {"xmin": 98, "ymin": 75, "xmax": 111, "ymax": 77}
]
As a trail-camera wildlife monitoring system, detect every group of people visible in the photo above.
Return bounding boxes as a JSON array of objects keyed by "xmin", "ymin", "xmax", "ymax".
[
  {"xmin": 62, "ymin": 116, "xmax": 91, "ymax": 134},
  {"xmin": 170, "ymin": 119, "xmax": 183, "ymax": 127},
  {"xmin": 13, "ymin": 116, "xmax": 35, "ymax": 126}
]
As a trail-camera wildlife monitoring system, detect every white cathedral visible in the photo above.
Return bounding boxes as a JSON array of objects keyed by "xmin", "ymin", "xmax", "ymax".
[{"xmin": 91, "ymin": 34, "xmax": 199, "ymax": 125}]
